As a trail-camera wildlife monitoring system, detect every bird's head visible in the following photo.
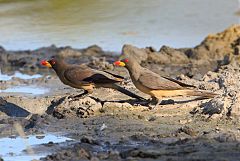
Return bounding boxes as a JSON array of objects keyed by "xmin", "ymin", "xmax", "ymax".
[
  {"xmin": 41, "ymin": 58, "xmax": 57, "ymax": 68},
  {"xmin": 113, "ymin": 58, "xmax": 129, "ymax": 67}
]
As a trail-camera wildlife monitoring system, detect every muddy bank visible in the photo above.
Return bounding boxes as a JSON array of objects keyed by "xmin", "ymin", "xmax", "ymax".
[
  {"xmin": 1, "ymin": 25, "xmax": 240, "ymax": 160},
  {"xmin": 0, "ymin": 45, "xmax": 116, "ymax": 75},
  {"xmin": 1, "ymin": 25, "xmax": 240, "ymax": 79}
]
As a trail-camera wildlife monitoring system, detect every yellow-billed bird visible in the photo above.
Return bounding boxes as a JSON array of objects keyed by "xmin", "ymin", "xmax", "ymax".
[
  {"xmin": 41, "ymin": 58, "xmax": 145, "ymax": 100},
  {"xmin": 114, "ymin": 56, "xmax": 217, "ymax": 107}
]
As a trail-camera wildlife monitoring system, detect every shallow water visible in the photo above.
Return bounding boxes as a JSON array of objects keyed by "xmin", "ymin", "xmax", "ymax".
[
  {"xmin": 0, "ymin": 133, "xmax": 73, "ymax": 161},
  {"xmin": 0, "ymin": 71, "xmax": 47, "ymax": 95},
  {"xmin": 1, "ymin": 86, "xmax": 49, "ymax": 95},
  {"xmin": 0, "ymin": 71, "xmax": 42, "ymax": 81},
  {"xmin": 0, "ymin": 0, "xmax": 238, "ymax": 51}
]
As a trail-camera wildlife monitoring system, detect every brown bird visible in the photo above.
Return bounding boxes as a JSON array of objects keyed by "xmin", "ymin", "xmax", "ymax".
[
  {"xmin": 41, "ymin": 58, "xmax": 145, "ymax": 100},
  {"xmin": 114, "ymin": 56, "xmax": 217, "ymax": 107}
]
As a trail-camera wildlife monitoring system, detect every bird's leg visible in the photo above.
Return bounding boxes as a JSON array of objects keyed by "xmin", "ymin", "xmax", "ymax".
[
  {"xmin": 148, "ymin": 96, "xmax": 161, "ymax": 110},
  {"xmin": 74, "ymin": 90, "xmax": 89, "ymax": 98},
  {"xmin": 68, "ymin": 90, "xmax": 89, "ymax": 100}
]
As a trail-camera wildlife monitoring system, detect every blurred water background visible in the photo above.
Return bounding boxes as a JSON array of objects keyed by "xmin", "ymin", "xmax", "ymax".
[{"xmin": 0, "ymin": 0, "xmax": 238, "ymax": 51}]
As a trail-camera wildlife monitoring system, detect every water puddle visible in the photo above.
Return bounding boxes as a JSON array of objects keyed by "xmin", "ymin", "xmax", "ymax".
[
  {"xmin": 0, "ymin": 71, "xmax": 42, "ymax": 81},
  {"xmin": 0, "ymin": 134, "xmax": 73, "ymax": 161},
  {"xmin": 1, "ymin": 86, "xmax": 49, "ymax": 95}
]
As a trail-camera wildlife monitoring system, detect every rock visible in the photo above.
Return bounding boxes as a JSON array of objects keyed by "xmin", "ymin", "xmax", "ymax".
[
  {"xmin": 200, "ymin": 98, "xmax": 225, "ymax": 116},
  {"xmin": 149, "ymin": 45, "xmax": 189, "ymax": 64},
  {"xmin": 80, "ymin": 136, "xmax": 101, "ymax": 145},
  {"xmin": 179, "ymin": 119, "xmax": 192, "ymax": 125},
  {"xmin": 215, "ymin": 133, "xmax": 237, "ymax": 143},
  {"xmin": 57, "ymin": 48, "xmax": 82, "ymax": 58},
  {"xmin": 210, "ymin": 113, "xmax": 223, "ymax": 119},
  {"xmin": 147, "ymin": 116, "xmax": 157, "ymax": 122},
  {"xmin": 83, "ymin": 45, "xmax": 104, "ymax": 56},
  {"xmin": 120, "ymin": 149, "xmax": 160, "ymax": 159},
  {"xmin": 177, "ymin": 126, "xmax": 198, "ymax": 136},
  {"xmin": 159, "ymin": 137, "xmax": 180, "ymax": 145},
  {"xmin": 89, "ymin": 56, "xmax": 113, "ymax": 70},
  {"xmin": 228, "ymin": 93, "xmax": 240, "ymax": 117},
  {"xmin": 121, "ymin": 44, "xmax": 148, "ymax": 64},
  {"xmin": 194, "ymin": 25, "xmax": 240, "ymax": 60},
  {"xmin": 196, "ymin": 65, "xmax": 240, "ymax": 118}
]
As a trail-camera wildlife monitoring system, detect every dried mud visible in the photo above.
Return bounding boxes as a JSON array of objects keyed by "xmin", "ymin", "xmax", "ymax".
[{"xmin": 1, "ymin": 25, "xmax": 240, "ymax": 160}]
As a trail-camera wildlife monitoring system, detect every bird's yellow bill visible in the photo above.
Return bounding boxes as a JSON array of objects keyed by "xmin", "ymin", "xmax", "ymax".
[
  {"xmin": 41, "ymin": 60, "xmax": 52, "ymax": 68},
  {"xmin": 113, "ymin": 61, "xmax": 126, "ymax": 67}
]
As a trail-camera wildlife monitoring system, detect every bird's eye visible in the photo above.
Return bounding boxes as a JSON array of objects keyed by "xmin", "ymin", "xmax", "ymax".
[{"xmin": 50, "ymin": 59, "xmax": 56, "ymax": 65}]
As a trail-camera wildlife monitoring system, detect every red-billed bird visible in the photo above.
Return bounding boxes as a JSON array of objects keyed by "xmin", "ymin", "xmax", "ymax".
[
  {"xmin": 114, "ymin": 56, "xmax": 217, "ymax": 108},
  {"xmin": 41, "ymin": 58, "xmax": 145, "ymax": 100}
]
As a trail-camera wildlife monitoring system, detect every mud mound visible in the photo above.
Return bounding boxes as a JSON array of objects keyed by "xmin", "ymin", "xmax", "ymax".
[
  {"xmin": 52, "ymin": 96, "xmax": 102, "ymax": 119},
  {"xmin": 1, "ymin": 25, "xmax": 240, "ymax": 79},
  {"xmin": 0, "ymin": 45, "xmax": 115, "ymax": 74},
  {"xmin": 189, "ymin": 65, "xmax": 240, "ymax": 118},
  {"xmin": 121, "ymin": 25, "xmax": 240, "ymax": 77},
  {"xmin": 50, "ymin": 95, "xmax": 147, "ymax": 119}
]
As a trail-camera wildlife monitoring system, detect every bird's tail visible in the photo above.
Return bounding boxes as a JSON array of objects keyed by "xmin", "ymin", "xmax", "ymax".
[
  {"xmin": 184, "ymin": 89, "xmax": 218, "ymax": 98},
  {"xmin": 111, "ymin": 84, "xmax": 146, "ymax": 100}
]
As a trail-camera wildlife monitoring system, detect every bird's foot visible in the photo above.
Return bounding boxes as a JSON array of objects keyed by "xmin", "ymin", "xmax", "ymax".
[
  {"xmin": 67, "ymin": 91, "xmax": 89, "ymax": 101},
  {"xmin": 147, "ymin": 97, "xmax": 161, "ymax": 110}
]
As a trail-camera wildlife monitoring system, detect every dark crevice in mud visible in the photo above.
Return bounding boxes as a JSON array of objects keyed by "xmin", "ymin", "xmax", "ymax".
[{"xmin": 0, "ymin": 102, "xmax": 30, "ymax": 117}]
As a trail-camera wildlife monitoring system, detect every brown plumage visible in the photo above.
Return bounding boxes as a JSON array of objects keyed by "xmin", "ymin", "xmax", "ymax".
[
  {"xmin": 114, "ymin": 56, "xmax": 217, "ymax": 107},
  {"xmin": 41, "ymin": 58, "xmax": 145, "ymax": 100}
]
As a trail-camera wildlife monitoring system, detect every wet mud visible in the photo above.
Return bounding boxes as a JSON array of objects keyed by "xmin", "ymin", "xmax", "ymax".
[{"xmin": 1, "ymin": 25, "xmax": 240, "ymax": 160}]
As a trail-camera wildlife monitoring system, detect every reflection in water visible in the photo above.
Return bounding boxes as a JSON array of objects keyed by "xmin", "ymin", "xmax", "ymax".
[
  {"xmin": 0, "ymin": 134, "xmax": 73, "ymax": 161},
  {"xmin": 0, "ymin": 0, "xmax": 238, "ymax": 51},
  {"xmin": 1, "ymin": 86, "xmax": 48, "ymax": 95},
  {"xmin": 0, "ymin": 71, "xmax": 46, "ymax": 95},
  {"xmin": 0, "ymin": 71, "xmax": 42, "ymax": 80}
]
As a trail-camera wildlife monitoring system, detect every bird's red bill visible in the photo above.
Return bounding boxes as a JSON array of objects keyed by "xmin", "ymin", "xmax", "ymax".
[
  {"xmin": 41, "ymin": 60, "xmax": 52, "ymax": 68},
  {"xmin": 113, "ymin": 61, "xmax": 126, "ymax": 67}
]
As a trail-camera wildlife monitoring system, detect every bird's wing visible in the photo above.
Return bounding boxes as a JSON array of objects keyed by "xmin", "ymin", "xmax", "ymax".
[
  {"xmin": 102, "ymin": 70, "xmax": 124, "ymax": 80},
  {"xmin": 138, "ymin": 70, "xmax": 184, "ymax": 90},
  {"xmin": 161, "ymin": 76, "xmax": 196, "ymax": 88},
  {"xmin": 89, "ymin": 69, "xmax": 123, "ymax": 83},
  {"xmin": 64, "ymin": 67, "xmax": 121, "ymax": 85},
  {"xmin": 64, "ymin": 67, "xmax": 93, "ymax": 85}
]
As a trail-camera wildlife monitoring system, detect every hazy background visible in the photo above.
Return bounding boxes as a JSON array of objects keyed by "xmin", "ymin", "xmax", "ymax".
[{"xmin": 0, "ymin": 0, "xmax": 238, "ymax": 51}]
